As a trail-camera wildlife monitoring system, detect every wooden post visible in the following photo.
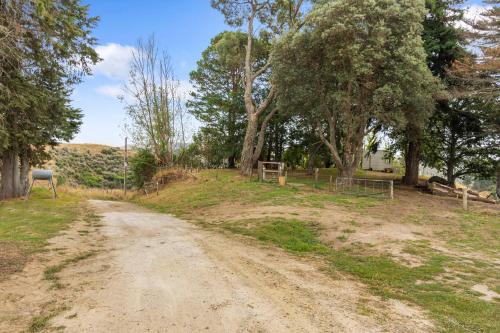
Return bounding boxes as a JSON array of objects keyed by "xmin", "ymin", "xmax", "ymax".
[
  {"xmin": 257, "ymin": 161, "xmax": 263, "ymax": 182},
  {"xmin": 329, "ymin": 175, "xmax": 332, "ymax": 191},
  {"xmin": 314, "ymin": 168, "xmax": 319, "ymax": 185},
  {"xmin": 156, "ymin": 181, "xmax": 159, "ymax": 196},
  {"xmin": 389, "ymin": 180, "xmax": 394, "ymax": 200},
  {"xmin": 463, "ymin": 187, "xmax": 468, "ymax": 210}
]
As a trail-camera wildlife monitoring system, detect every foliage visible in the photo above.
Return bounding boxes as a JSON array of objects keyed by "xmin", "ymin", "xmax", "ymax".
[
  {"xmin": 274, "ymin": 0, "xmax": 439, "ymax": 177},
  {"xmin": 188, "ymin": 32, "xmax": 256, "ymax": 167},
  {"xmin": 129, "ymin": 149, "xmax": 157, "ymax": 188},
  {"xmin": 0, "ymin": 0, "xmax": 99, "ymax": 199},
  {"xmin": 422, "ymin": 97, "xmax": 499, "ymax": 183},
  {"xmin": 211, "ymin": 0, "xmax": 305, "ymax": 175},
  {"xmin": 452, "ymin": 0, "xmax": 500, "ymax": 99}
]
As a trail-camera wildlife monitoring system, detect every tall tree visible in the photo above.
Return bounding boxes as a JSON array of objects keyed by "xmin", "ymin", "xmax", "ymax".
[
  {"xmin": 274, "ymin": 0, "xmax": 439, "ymax": 178},
  {"xmin": 188, "ymin": 32, "xmax": 266, "ymax": 168},
  {"xmin": 398, "ymin": 0, "xmax": 465, "ymax": 185},
  {"xmin": 211, "ymin": 0, "xmax": 305, "ymax": 175},
  {"xmin": 0, "ymin": 0, "xmax": 99, "ymax": 200},
  {"xmin": 452, "ymin": 1, "xmax": 500, "ymax": 195},
  {"xmin": 408, "ymin": 0, "xmax": 499, "ymax": 189},
  {"xmin": 422, "ymin": 98, "xmax": 498, "ymax": 184}
]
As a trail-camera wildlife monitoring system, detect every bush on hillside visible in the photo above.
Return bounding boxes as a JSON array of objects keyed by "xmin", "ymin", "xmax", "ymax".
[{"xmin": 130, "ymin": 149, "xmax": 157, "ymax": 188}]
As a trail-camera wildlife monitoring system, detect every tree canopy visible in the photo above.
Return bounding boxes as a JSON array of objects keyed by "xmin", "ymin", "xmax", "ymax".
[{"xmin": 273, "ymin": 0, "xmax": 440, "ymax": 177}]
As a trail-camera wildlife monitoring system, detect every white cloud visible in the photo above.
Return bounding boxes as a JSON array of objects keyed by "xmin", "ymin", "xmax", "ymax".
[
  {"xmin": 96, "ymin": 84, "xmax": 123, "ymax": 99},
  {"xmin": 456, "ymin": 5, "xmax": 491, "ymax": 30},
  {"xmin": 177, "ymin": 80, "xmax": 193, "ymax": 100},
  {"xmin": 92, "ymin": 43, "xmax": 135, "ymax": 80}
]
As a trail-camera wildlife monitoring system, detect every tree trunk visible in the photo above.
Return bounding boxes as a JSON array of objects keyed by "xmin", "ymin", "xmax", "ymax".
[
  {"xmin": 0, "ymin": 148, "xmax": 21, "ymax": 200},
  {"xmin": 20, "ymin": 150, "xmax": 30, "ymax": 195},
  {"xmin": 307, "ymin": 144, "xmax": 320, "ymax": 174},
  {"xmin": 404, "ymin": 126, "xmax": 421, "ymax": 186},
  {"xmin": 446, "ymin": 162, "xmax": 454, "ymax": 186},
  {"xmin": 240, "ymin": 114, "xmax": 258, "ymax": 176},
  {"xmin": 338, "ymin": 165, "xmax": 356, "ymax": 178}
]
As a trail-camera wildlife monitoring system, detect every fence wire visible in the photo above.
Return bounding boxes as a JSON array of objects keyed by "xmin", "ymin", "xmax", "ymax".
[{"xmin": 334, "ymin": 177, "xmax": 393, "ymax": 199}]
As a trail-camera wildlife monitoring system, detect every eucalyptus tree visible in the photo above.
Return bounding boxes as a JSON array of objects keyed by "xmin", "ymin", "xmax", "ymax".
[
  {"xmin": 211, "ymin": 0, "xmax": 305, "ymax": 175},
  {"xmin": 188, "ymin": 31, "xmax": 267, "ymax": 168},
  {"xmin": 274, "ymin": 0, "xmax": 439, "ymax": 178},
  {"xmin": 0, "ymin": 0, "xmax": 99, "ymax": 200}
]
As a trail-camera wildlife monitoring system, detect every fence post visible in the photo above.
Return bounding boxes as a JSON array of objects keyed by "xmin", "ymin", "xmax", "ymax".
[
  {"xmin": 285, "ymin": 170, "xmax": 288, "ymax": 182},
  {"xmin": 156, "ymin": 181, "xmax": 159, "ymax": 196},
  {"xmin": 389, "ymin": 180, "xmax": 394, "ymax": 200},
  {"xmin": 462, "ymin": 187, "xmax": 467, "ymax": 210},
  {"xmin": 329, "ymin": 175, "xmax": 332, "ymax": 191},
  {"xmin": 314, "ymin": 168, "xmax": 319, "ymax": 185},
  {"xmin": 257, "ymin": 161, "xmax": 263, "ymax": 182}
]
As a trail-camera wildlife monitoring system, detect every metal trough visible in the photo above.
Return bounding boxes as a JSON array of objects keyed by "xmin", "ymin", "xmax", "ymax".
[
  {"xmin": 25, "ymin": 169, "xmax": 57, "ymax": 199},
  {"xmin": 32, "ymin": 169, "xmax": 53, "ymax": 180}
]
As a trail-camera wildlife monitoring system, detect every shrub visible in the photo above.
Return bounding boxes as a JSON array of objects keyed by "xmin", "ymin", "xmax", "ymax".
[{"xmin": 130, "ymin": 149, "xmax": 157, "ymax": 188}]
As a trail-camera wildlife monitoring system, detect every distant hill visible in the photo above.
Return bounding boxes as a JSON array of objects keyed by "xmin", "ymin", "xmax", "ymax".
[{"xmin": 47, "ymin": 143, "xmax": 131, "ymax": 189}]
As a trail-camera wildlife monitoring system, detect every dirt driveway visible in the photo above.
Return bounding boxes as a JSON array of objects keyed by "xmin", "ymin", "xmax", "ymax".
[{"xmin": 1, "ymin": 200, "xmax": 432, "ymax": 332}]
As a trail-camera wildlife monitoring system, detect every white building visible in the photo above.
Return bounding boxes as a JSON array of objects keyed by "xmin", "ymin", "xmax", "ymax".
[{"xmin": 362, "ymin": 150, "xmax": 393, "ymax": 171}]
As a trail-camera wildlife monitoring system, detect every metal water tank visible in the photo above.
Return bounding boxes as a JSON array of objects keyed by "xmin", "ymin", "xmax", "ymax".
[{"xmin": 32, "ymin": 169, "xmax": 53, "ymax": 180}]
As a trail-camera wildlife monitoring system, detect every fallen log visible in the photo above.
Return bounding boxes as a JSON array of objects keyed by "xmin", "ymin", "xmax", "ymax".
[{"xmin": 430, "ymin": 182, "xmax": 496, "ymax": 204}]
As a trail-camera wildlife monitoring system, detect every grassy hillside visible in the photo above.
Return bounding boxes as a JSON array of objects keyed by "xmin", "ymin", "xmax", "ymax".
[{"xmin": 49, "ymin": 145, "xmax": 125, "ymax": 188}]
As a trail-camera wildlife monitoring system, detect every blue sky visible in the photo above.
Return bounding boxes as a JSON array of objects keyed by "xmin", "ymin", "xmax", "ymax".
[
  {"xmin": 71, "ymin": 0, "xmax": 489, "ymax": 146},
  {"xmin": 71, "ymin": 0, "xmax": 229, "ymax": 146}
]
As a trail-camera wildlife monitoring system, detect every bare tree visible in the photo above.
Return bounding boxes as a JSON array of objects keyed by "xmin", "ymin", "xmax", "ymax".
[{"xmin": 123, "ymin": 36, "xmax": 184, "ymax": 166}]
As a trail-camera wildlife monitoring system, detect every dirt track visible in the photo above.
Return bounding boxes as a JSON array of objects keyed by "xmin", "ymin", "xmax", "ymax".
[{"xmin": 1, "ymin": 200, "xmax": 433, "ymax": 332}]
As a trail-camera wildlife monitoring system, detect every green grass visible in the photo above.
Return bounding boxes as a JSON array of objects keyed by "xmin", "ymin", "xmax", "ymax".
[
  {"xmin": 444, "ymin": 210, "xmax": 500, "ymax": 255},
  {"xmin": 28, "ymin": 305, "xmax": 69, "ymax": 332},
  {"xmin": 223, "ymin": 218, "xmax": 330, "ymax": 254},
  {"xmin": 0, "ymin": 188, "xmax": 83, "ymax": 253},
  {"xmin": 43, "ymin": 250, "xmax": 97, "ymax": 289},
  {"xmin": 136, "ymin": 169, "xmax": 382, "ymax": 218},
  {"xmin": 222, "ymin": 217, "xmax": 500, "ymax": 333},
  {"xmin": 29, "ymin": 313, "xmax": 53, "ymax": 332}
]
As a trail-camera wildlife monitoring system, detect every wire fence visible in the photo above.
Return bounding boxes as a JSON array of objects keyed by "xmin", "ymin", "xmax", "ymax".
[
  {"xmin": 258, "ymin": 167, "xmax": 394, "ymax": 199},
  {"xmin": 334, "ymin": 177, "xmax": 393, "ymax": 199}
]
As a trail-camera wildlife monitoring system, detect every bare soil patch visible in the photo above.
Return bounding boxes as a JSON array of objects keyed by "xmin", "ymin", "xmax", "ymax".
[{"xmin": 0, "ymin": 242, "xmax": 27, "ymax": 280}]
